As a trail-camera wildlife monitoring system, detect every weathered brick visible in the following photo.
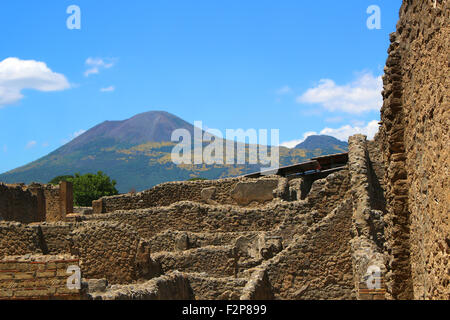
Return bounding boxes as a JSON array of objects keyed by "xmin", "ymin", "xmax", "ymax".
[
  {"xmin": 0, "ymin": 273, "xmax": 15, "ymax": 280},
  {"xmin": 36, "ymin": 271, "xmax": 56, "ymax": 278}
]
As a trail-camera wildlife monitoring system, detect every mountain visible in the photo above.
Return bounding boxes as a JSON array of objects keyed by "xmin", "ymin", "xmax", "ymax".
[
  {"xmin": 57, "ymin": 111, "xmax": 194, "ymax": 155},
  {"xmin": 295, "ymin": 135, "xmax": 348, "ymax": 155},
  {"xmin": 0, "ymin": 112, "xmax": 348, "ymax": 193}
]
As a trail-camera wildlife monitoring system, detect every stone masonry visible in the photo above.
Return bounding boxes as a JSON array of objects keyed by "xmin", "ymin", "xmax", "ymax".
[{"xmin": 0, "ymin": 0, "xmax": 448, "ymax": 300}]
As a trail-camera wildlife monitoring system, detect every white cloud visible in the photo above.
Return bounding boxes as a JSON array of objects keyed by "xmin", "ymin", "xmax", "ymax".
[
  {"xmin": 297, "ymin": 72, "xmax": 382, "ymax": 114},
  {"xmin": 42, "ymin": 142, "xmax": 49, "ymax": 148},
  {"xmin": 100, "ymin": 86, "xmax": 115, "ymax": 92},
  {"xmin": 319, "ymin": 120, "xmax": 380, "ymax": 141},
  {"xmin": 0, "ymin": 57, "xmax": 70, "ymax": 107},
  {"xmin": 276, "ymin": 86, "xmax": 293, "ymax": 95},
  {"xmin": 281, "ymin": 120, "xmax": 380, "ymax": 148},
  {"xmin": 281, "ymin": 131, "xmax": 317, "ymax": 149},
  {"xmin": 25, "ymin": 141, "xmax": 37, "ymax": 149},
  {"xmin": 84, "ymin": 57, "xmax": 116, "ymax": 77},
  {"xmin": 2, "ymin": 145, "xmax": 7, "ymax": 153}
]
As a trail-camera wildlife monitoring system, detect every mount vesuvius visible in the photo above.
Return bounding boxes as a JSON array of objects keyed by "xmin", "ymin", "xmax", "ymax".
[{"xmin": 0, "ymin": 111, "xmax": 348, "ymax": 193}]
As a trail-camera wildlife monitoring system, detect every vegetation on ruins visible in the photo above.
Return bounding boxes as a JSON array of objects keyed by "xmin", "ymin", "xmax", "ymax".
[
  {"xmin": 50, "ymin": 171, "xmax": 119, "ymax": 206},
  {"xmin": 49, "ymin": 175, "xmax": 74, "ymax": 185}
]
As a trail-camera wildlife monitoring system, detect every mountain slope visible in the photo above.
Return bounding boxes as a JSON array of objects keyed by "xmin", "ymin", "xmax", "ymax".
[
  {"xmin": 56, "ymin": 111, "xmax": 194, "ymax": 155},
  {"xmin": 295, "ymin": 135, "xmax": 348, "ymax": 155},
  {"xmin": 0, "ymin": 112, "xmax": 348, "ymax": 193}
]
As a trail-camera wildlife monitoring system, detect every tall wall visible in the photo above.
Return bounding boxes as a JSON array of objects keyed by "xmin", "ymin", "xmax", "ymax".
[
  {"xmin": 44, "ymin": 182, "xmax": 73, "ymax": 222},
  {"xmin": 0, "ymin": 182, "xmax": 73, "ymax": 224},
  {"xmin": 380, "ymin": 0, "xmax": 449, "ymax": 300},
  {"xmin": 348, "ymin": 135, "xmax": 388, "ymax": 300},
  {"xmin": 0, "ymin": 184, "xmax": 40, "ymax": 224}
]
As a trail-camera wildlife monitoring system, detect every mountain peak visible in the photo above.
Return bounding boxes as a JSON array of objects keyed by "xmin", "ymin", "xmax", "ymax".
[
  {"xmin": 0, "ymin": 113, "xmax": 349, "ymax": 193},
  {"xmin": 56, "ymin": 111, "xmax": 194, "ymax": 155},
  {"xmin": 295, "ymin": 135, "xmax": 348, "ymax": 151}
]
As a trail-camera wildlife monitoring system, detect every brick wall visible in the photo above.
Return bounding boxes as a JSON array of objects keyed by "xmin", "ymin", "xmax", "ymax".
[
  {"xmin": 0, "ymin": 223, "xmax": 42, "ymax": 259},
  {"xmin": 0, "ymin": 184, "xmax": 40, "ymax": 223},
  {"xmin": 0, "ymin": 182, "xmax": 73, "ymax": 224},
  {"xmin": 44, "ymin": 182, "xmax": 73, "ymax": 222},
  {"xmin": 0, "ymin": 255, "xmax": 81, "ymax": 300},
  {"xmin": 380, "ymin": 0, "xmax": 449, "ymax": 300}
]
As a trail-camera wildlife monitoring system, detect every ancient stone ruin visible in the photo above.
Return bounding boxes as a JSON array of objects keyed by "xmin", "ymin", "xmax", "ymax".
[{"xmin": 0, "ymin": 0, "xmax": 448, "ymax": 300}]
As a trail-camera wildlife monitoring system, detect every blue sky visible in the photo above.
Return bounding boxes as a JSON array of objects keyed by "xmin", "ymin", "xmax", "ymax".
[{"xmin": 0, "ymin": 0, "xmax": 402, "ymax": 173}]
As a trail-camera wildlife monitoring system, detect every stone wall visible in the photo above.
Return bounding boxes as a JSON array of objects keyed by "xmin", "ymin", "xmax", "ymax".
[
  {"xmin": 254, "ymin": 197, "xmax": 355, "ymax": 300},
  {"xmin": 92, "ymin": 176, "xmax": 287, "ymax": 214},
  {"xmin": 186, "ymin": 274, "xmax": 247, "ymax": 300},
  {"xmin": 0, "ymin": 184, "xmax": 41, "ymax": 223},
  {"xmin": 380, "ymin": 0, "xmax": 449, "ymax": 300},
  {"xmin": 0, "ymin": 223, "xmax": 42, "ymax": 259},
  {"xmin": 240, "ymin": 269, "xmax": 274, "ymax": 300},
  {"xmin": 0, "ymin": 255, "xmax": 81, "ymax": 300},
  {"xmin": 39, "ymin": 223, "xmax": 74, "ymax": 255},
  {"xmin": 153, "ymin": 246, "xmax": 236, "ymax": 277},
  {"xmin": 146, "ymin": 230, "xmax": 261, "ymax": 254},
  {"xmin": 68, "ymin": 221, "xmax": 159, "ymax": 284},
  {"xmin": 88, "ymin": 272, "xmax": 194, "ymax": 300},
  {"xmin": 232, "ymin": 170, "xmax": 355, "ymax": 300},
  {"xmin": 44, "ymin": 182, "xmax": 73, "ymax": 222},
  {"xmin": 348, "ymin": 135, "xmax": 388, "ymax": 300},
  {"xmin": 303, "ymin": 170, "xmax": 350, "ymax": 223},
  {"xmin": 0, "ymin": 182, "xmax": 73, "ymax": 224},
  {"xmin": 84, "ymin": 202, "xmax": 289, "ymax": 240}
]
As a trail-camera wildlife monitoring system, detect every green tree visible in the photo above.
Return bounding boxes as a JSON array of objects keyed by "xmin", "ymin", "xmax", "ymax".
[
  {"xmin": 49, "ymin": 175, "xmax": 74, "ymax": 185},
  {"xmin": 49, "ymin": 171, "xmax": 119, "ymax": 206}
]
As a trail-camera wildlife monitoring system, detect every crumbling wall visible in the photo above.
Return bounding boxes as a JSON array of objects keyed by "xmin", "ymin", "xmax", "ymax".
[
  {"xmin": 69, "ymin": 221, "xmax": 159, "ymax": 284},
  {"xmin": 238, "ymin": 171, "xmax": 355, "ymax": 300},
  {"xmin": 0, "ymin": 184, "xmax": 40, "ymax": 223},
  {"xmin": 0, "ymin": 222, "xmax": 42, "ymax": 258},
  {"xmin": 84, "ymin": 201, "xmax": 290, "ymax": 240},
  {"xmin": 256, "ymin": 198, "xmax": 355, "ymax": 300},
  {"xmin": 304, "ymin": 170, "xmax": 350, "ymax": 223},
  {"xmin": 39, "ymin": 223, "xmax": 75, "ymax": 255},
  {"xmin": 93, "ymin": 177, "xmax": 287, "ymax": 213},
  {"xmin": 380, "ymin": 0, "xmax": 449, "ymax": 300},
  {"xmin": 0, "ymin": 255, "xmax": 81, "ymax": 300},
  {"xmin": 153, "ymin": 246, "xmax": 236, "ymax": 277},
  {"xmin": 240, "ymin": 269, "xmax": 274, "ymax": 300},
  {"xmin": 0, "ymin": 182, "xmax": 73, "ymax": 224},
  {"xmin": 348, "ymin": 135, "xmax": 388, "ymax": 300},
  {"xmin": 88, "ymin": 272, "xmax": 194, "ymax": 300},
  {"xmin": 44, "ymin": 182, "xmax": 73, "ymax": 222},
  {"xmin": 146, "ymin": 230, "xmax": 261, "ymax": 253},
  {"xmin": 186, "ymin": 274, "xmax": 246, "ymax": 300},
  {"xmin": 0, "ymin": 221, "xmax": 77, "ymax": 259}
]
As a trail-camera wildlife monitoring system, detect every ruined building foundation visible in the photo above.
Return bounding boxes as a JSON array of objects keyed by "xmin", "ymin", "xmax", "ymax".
[{"xmin": 0, "ymin": 0, "xmax": 448, "ymax": 300}]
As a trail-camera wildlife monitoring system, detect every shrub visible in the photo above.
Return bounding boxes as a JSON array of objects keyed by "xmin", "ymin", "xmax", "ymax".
[{"xmin": 49, "ymin": 171, "xmax": 119, "ymax": 206}]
